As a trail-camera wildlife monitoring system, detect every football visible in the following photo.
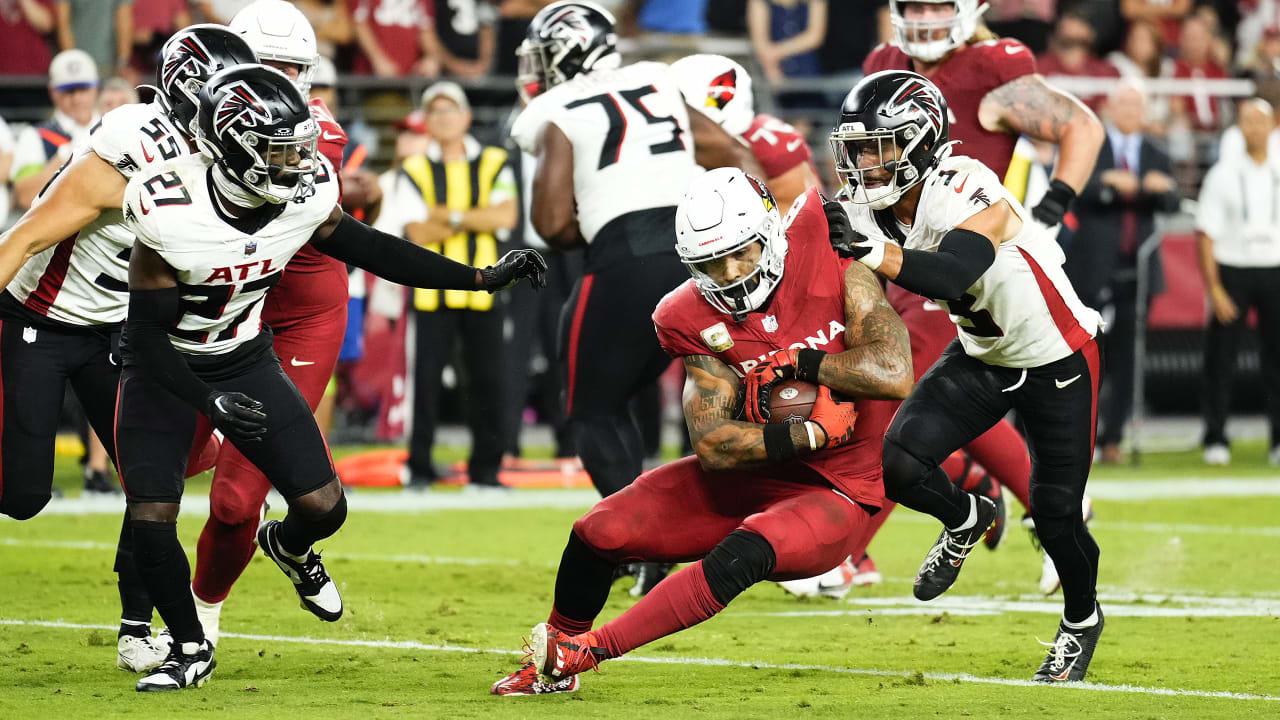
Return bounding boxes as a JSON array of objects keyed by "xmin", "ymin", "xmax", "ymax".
[{"xmin": 767, "ymin": 379, "xmax": 818, "ymax": 424}]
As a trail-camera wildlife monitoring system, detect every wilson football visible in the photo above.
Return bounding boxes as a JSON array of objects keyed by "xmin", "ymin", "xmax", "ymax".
[{"xmin": 768, "ymin": 380, "xmax": 818, "ymax": 424}]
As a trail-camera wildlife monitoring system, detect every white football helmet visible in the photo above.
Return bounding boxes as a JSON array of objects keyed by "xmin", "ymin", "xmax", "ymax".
[
  {"xmin": 230, "ymin": 0, "xmax": 319, "ymax": 95},
  {"xmin": 670, "ymin": 54, "xmax": 755, "ymax": 137},
  {"xmin": 889, "ymin": 0, "xmax": 988, "ymax": 63},
  {"xmin": 675, "ymin": 168, "xmax": 787, "ymax": 320}
]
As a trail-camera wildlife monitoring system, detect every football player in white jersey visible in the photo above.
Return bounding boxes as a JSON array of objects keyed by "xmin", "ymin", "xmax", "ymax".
[
  {"xmin": 820, "ymin": 71, "xmax": 1104, "ymax": 682},
  {"xmin": 0, "ymin": 25, "xmax": 257, "ymax": 674},
  {"xmin": 118, "ymin": 65, "xmax": 545, "ymax": 692},
  {"xmin": 509, "ymin": 1, "xmax": 756, "ymax": 514}
]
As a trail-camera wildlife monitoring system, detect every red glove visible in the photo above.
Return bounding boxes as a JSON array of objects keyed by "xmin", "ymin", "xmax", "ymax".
[
  {"xmin": 741, "ymin": 350, "xmax": 798, "ymax": 423},
  {"xmin": 809, "ymin": 386, "xmax": 858, "ymax": 449}
]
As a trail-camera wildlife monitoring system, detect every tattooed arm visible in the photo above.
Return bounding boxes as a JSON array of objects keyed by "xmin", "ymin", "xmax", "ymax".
[
  {"xmin": 977, "ymin": 74, "xmax": 1105, "ymax": 193},
  {"xmin": 683, "ymin": 354, "xmax": 823, "ymax": 471},
  {"xmin": 812, "ymin": 262, "xmax": 913, "ymax": 400}
]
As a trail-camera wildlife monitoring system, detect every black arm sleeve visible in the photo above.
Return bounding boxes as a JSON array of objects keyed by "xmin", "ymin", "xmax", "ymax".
[
  {"xmin": 893, "ymin": 228, "xmax": 996, "ymax": 301},
  {"xmin": 310, "ymin": 213, "xmax": 479, "ymax": 290},
  {"xmin": 125, "ymin": 287, "xmax": 212, "ymax": 411}
]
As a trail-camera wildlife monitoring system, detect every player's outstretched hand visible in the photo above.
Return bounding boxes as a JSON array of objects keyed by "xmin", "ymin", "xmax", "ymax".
[
  {"xmin": 206, "ymin": 391, "xmax": 268, "ymax": 443},
  {"xmin": 823, "ymin": 200, "xmax": 885, "ymax": 270},
  {"xmin": 480, "ymin": 249, "xmax": 549, "ymax": 293},
  {"xmin": 809, "ymin": 386, "xmax": 858, "ymax": 449}
]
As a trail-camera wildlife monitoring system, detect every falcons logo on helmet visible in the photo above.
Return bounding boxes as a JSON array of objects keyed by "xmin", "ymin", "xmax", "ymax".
[
  {"xmin": 888, "ymin": 80, "xmax": 944, "ymax": 135},
  {"xmin": 544, "ymin": 6, "xmax": 595, "ymax": 51},
  {"xmin": 213, "ymin": 81, "xmax": 274, "ymax": 139},
  {"xmin": 705, "ymin": 69, "xmax": 737, "ymax": 110},
  {"xmin": 161, "ymin": 36, "xmax": 215, "ymax": 90}
]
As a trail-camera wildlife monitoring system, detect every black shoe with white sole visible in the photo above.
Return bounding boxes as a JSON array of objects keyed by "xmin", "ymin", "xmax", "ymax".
[
  {"xmin": 135, "ymin": 639, "xmax": 215, "ymax": 692},
  {"xmin": 1033, "ymin": 604, "xmax": 1105, "ymax": 682},
  {"xmin": 257, "ymin": 519, "xmax": 343, "ymax": 622},
  {"xmin": 913, "ymin": 495, "xmax": 998, "ymax": 601}
]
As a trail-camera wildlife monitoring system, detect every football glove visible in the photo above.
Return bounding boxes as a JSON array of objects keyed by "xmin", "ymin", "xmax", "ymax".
[
  {"xmin": 1030, "ymin": 179, "xmax": 1077, "ymax": 228},
  {"xmin": 206, "ymin": 391, "xmax": 268, "ymax": 443},
  {"xmin": 809, "ymin": 386, "xmax": 858, "ymax": 449},
  {"xmin": 740, "ymin": 349, "xmax": 827, "ymax": 423},
  {"xmin": 479, "ymin": 249, "xmax": 549, "ymax": 292},
  {"xmin": 823, "ymin": 200, "xmax": 886, "ymax": 270}
]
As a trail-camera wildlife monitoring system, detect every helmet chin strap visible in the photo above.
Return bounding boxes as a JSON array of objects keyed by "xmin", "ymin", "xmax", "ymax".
[{"xmin": 211, "ymin": 163, "xmax": 268, "ymax": 210}]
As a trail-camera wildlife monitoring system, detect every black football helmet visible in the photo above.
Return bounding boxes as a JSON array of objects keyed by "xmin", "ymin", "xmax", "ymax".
[
  {"xmin": 196, "ymin": 64, "xmax": 319, "ymax": 204},
  {"xmin": 516, "ymin": 1, "xmax": 620, "ymax": 103},
  {"xmin": 158, "ymin": 24, "xmax": 258, "ymax": 138},
  {"xmin": 829, "ymin": 70, "xmax": 953, "ymax": 210}
]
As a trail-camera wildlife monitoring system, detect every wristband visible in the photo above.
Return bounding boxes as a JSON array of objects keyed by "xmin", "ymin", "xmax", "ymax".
[
  {"xmin": 763, "ymin": 423, "xmax": 798, "ymax": 463},
  {"xmin": 794, "ymin": 349, "xmax": 826, "ymax": 383},
  {"xmin": 804, "ymin": 421, "xmax": 818, "ymax": 451}
]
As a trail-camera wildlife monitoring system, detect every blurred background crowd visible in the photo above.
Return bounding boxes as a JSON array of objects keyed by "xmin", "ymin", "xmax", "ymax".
[{"xmin": 1, "ymin": 0, "xmax": 1276, "ymax": 488}]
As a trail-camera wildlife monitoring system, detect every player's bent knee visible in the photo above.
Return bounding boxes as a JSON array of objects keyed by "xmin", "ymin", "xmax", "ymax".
[
  {"xmin": 881, "ymin": 437, "xmax": 931, "ymax": 500},
  {"xmin": 209, "ymin": 490, "xmax": 263, "ymax": 526},
  {"xmin": 0, "ymin": 492, "xmax": 53, "ymax": 521},
  {"xmin": 571, "ymin": 506, "xmax": 633, "ymax": 562},
  {"xmin": 302, "ymin": 493, "xmax": 347, "ymax": 541},
  {"xmin": 1028, "ymin": 483, "xmax": 1080, "ymax": 523},
  {"xmin": 702, "ymin": 530, "xmax": 777, "ymax": 605}
]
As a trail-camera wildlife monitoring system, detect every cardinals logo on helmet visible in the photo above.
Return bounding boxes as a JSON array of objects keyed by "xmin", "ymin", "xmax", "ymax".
[
  {"xmin": 705, "ymin": 68, "xmax": 737, "ymax": 110},
  {"xmin": 213, "ymin": 81, "xmax": 274, "ymax": 139},
  {"xmin": 161, "ymin": 35, "xmax": 215, "ymax": 91},
  {"xmin": 888, "ymin": 80, "xmax": 944, "ymax": 135},
  {"xmin": 745, "ymin": 173, "xmax": 776, "ymax": 213}
]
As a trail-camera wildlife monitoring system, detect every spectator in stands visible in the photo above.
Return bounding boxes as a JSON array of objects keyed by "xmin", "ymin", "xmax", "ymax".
[
  {"xmin": 984, "ymin": 0, "xmax": 1056, "ymax": 55},
  {"xmin": 392, "ymin": 82, "xmax": 518, "ymax": 490},
  {"xmin": 429, "ymin": 0, "xmax": 496, "ymax": 78},
  {"xmin": 1235, "ymin": 0, "xmax": 1280, "ymax": 70},
  {"xmin": 193, "ymin": 0, "xmax": 253, "ymax": 23},
  {"xmin": 1106, "ymin": 19, "xmax": 1175, "ymax": 133},
  {"xmin": 9, "ymin": 49, "xmax": 99, "ymax": 211},
  {"xmin": 494, "ymin": 0, "xmax": 547, "ymax": 75},
  {"xmin": 97, "ymin": 75, "xmax": 139, "ymax": 113},
  {"xmin": 1065, "ymin": 81, "xmax": 1179, "ymax": 464},
  {"xmin": 1195, "ymin": 98, "xmax": 1280, "ymax": 467},
  {"xmin": 351, "ymin": 0, "xmax": 439, "ymax": 77},
  {"xmin": 130, "ymin": 0, "xmax": 192, "ymax": 75},
  {"xmin": 1036, "ymin": 12, "xmax": 1118, "ymax": 110},
  {"xmin": 618, "ymin": 0, "xmax": 708, "ymax": 36},
  {"xmin": 1241, "ymin": 24, "xmax": 1280, "ymax": 94},
  {"xmin": 818, "ymin": 0, "xmax": 888, "ymax": 86},
  {"xmin": 747, "ymin": 0, "xmax": 826, "ymax": 84},
  {"xmin": 294, "ymin": 0, "xmax": 354, "ymax": 59},
  {"xmin": 54, "ymin": 0, "xmax": 134, "ymax": 79},
  {"xmin": 1171, "ymin": 14, "xmax": 1229, "ymax": 133},
  {"xmin": 0, "ymin": 0, "xmax": 56, "ymax": 76},
  {"xmin": 1121, "ymin": 0, "xmax": 1192, "ymax": 47}
]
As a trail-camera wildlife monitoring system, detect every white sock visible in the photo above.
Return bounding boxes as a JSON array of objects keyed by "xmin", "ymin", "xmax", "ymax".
[
  {"xmin": 1063, "ymin": 607, "xmax": 1099, "ymax": 629},
  {"xmin": 948, "ymin": 494, "xmax": 978, "ymax": 532}
]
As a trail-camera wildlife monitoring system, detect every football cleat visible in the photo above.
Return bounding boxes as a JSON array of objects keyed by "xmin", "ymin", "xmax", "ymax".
[
  {"xmin": 850, "ymin": 553, "xmax": 883, "ymax": 587},
  {"xmin": 1203, "ymin": 443, "xmax": 1230, "ymax": 466},
  {"xmin": 135, "ymin": 639, "xmax": 215, "ymax": 692},
  {"xmin": 192, "ymin": 591, "xmax": 223, "ymax": 648},
  {"xmin": 490, "ymin": 661, "xmax": 582, "ymax": 696},
  {"xmin": 1033, "ymin": 605, "xmax": 1105, "ymax": 683},
  {"xmin": 257, "ymin": 520, "xmax": 343, "ymax": 622},
  {"xmin": 778, "ymin": 556, "xmax": 859, "ymax": 598},
  {"xmin": 628, "ymin": 562, "xmax": 674, "ymax": 597},
  {"xmin": 117, "ymin": 632, "xmax": 172, "ymax": 673},
  {"xmin": 528, "ymin": 623, "xmax": 608, "ymax": 681},
  {"xmin": 913, "ymin": 495, "xmax": 997, "ymax": 601},
  {"xmin": 83, "ymin": 468, "xmax": 120, "ymax": 494}
]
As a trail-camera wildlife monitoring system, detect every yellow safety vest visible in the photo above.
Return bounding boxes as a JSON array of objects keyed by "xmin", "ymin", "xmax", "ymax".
[{"xmin": 402, "ymin": 146, "xmax": 508, "ymax": 311}]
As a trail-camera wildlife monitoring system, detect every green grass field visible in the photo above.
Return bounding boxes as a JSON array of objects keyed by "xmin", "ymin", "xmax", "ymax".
[{"xmin": 1, "ymin": 442, "xmax": 1278, "ymax": 718}]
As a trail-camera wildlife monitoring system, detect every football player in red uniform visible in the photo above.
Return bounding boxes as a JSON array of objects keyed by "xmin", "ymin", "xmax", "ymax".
[
  {"xmin": 857, "ymin": 0, "xmax": 1104, "ymax": 588},
  {"xmin": 188, "ymin": 0, "xmax": 353, "ymax": 645},
  {"xmin": 490, "ymin": 168, "xmax": 912, "ymax": 695},
  {"xmin": 671, "ymin": 54, "xmax": 823, "ymax": 214}
]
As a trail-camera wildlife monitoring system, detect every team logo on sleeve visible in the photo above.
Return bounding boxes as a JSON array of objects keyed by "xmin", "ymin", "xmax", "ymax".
[
  {"xmin": 705, "ymin": 69, "xmax": 737, "ymax": 110},
  {"xmin": 213, "ymin": 81, "xmax": 274, "ymax": 139},
  {"xmin": 701, "ymin": 322, "xmax": 734, "ymax": 352}
]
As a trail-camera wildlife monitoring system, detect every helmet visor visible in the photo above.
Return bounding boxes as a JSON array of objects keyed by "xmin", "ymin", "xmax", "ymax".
[{"xmin": 683, "ymin": 237, "xmax": 772, "ymax": 317}]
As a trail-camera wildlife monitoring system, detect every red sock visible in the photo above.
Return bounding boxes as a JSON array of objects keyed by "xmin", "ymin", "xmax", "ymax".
[
  {"xmin": 591, "ymin": 562, "xmax": 725, "ymax": 658},
  {"xmin": 964, "ymin": 420, "xmax": 1031, "ymax": 510},
  {"xmin": 940, "ymin": 451, "xmax": 968, "ymax": 481},
  {"xmin": 547, "ymin": 606, "xmax": 593, "ymax": 635},
  {"xmin": 191, "ymin": 516, "xmax": 257, "ymax": 604}
]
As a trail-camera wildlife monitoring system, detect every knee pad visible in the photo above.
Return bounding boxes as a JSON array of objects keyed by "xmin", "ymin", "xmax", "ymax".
[
  {"xmin": 1029, "ymin": 483, "xmax": 1080, "ymax": 525},
  {"xmin": 881, "ymin": 437, "xmax": 931, "ymax": 501},
  {"xmin": 0, "ymin": 492, "xmax": 52, "ymax": 521},
  {"xmin": 572, "ymin": 507, "xmax": 632, "ymax": 563},
  {"xmin": 702, "ymin": 530, "xmax": 777, "ymax": 606},
  {"xmin": 130, "ymin": 519, "xmax": 180, "ymax": 568}
]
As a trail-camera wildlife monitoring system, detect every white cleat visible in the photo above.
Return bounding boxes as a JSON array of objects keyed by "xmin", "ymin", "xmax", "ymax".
[
  {"xmin": 1203, "ymin": 444, "xmax": 1230, "ymax": 466},
  {"xmin": 778, "ymin": 556, "xmax": 858, "ymax": 599},
  {"xmin": 117, "ymin": 633, "xmax": 172, "ymax": 673},
  {"xmin": 192, "ymin": 591, "xmax": 223, "ymax": 648},
  {"xmin": 135, "ymin": 639, "xmax": 215, "ymax": 692}
]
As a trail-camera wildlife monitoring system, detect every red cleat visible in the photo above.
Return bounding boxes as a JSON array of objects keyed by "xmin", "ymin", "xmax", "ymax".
[
  {"xmin": 490, "ymin": 661, "xmax": 581, "ymax": 696},
  {"xmin": 850, "ymin": 553, "xmax": 882, "ymax": 587},
  {"xmin": 529, "ymin": 623, "xmax": 608, "ymax": 681}
]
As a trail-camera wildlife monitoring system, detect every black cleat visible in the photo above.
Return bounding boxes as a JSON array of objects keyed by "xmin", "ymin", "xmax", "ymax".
[
  {"xmin": 257, "ymin": 520, "xmax": 343, "ymax": 622},
  {"xmin": 913, "ymin": 495, "xmax": 998, "ymax": 601},
  {"xmin": 1033, "ymin": 605, "xmax": 1105, "ymax": 682},
  {"xmin": 135, "ymin": 639, "xmax": 215, "ymax": 692},
  {"xmin": 628, "ymin": 562, "xmax": 674, "ymax": 597},
  {"xmin": 83, "ymin": 468, "xmax": 121, "ymax": 494}
]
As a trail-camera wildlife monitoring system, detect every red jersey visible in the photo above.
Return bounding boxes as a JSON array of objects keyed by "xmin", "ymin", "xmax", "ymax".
[
  {"xmin": 282, "ymin": 98, "xmax": 348, "ymax": 276},
  {"xmin": 742, "ymin": 113, "xmax": 812, "ymax": 180},
  {"xmin": 652, "ymin": 188, "xmax": 892, "ymax": 508},
  {"xmin": 863, "ymin": 38, "xmax": 1036, "ymax": 181}
]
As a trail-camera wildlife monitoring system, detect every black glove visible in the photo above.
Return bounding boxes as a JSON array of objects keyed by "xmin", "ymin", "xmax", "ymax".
[
  {"xmin": 1031, "ymin": 179, "xmax": 1077, "ymax": 227},
  {"xmin": 823, "ymin": 199, "xmax": 885, "ymax": 267},
  {"xmin": 206, "ymin": 391, "xmax": 268, "ymax": 443},
  {"xmin": 479, "ymin": 249, "xmax": 549, "ymax": 292}
]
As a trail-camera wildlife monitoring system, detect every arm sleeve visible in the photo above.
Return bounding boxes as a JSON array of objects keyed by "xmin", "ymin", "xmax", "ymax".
[
  {"xmin": 311, "ymin": 212, "xmax": 479, "ymax": 290},
  {"xmin": 125, "ymin": 287, "xmax": 212, "ymax": 411},
  {"xmin": 893, "ymin": 228, "xmax": 996, "ymax": 301}
]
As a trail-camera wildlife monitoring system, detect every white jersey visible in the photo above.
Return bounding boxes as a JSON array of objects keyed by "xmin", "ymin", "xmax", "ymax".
[
  {"xmin": 510, "ymin": 61, "xmax": 697, "ymax": 244},
  {"xmin": 123, "ymin": 154, "xmax": 339, "ymax": 355},
  {"xmin": 844, "ymin": 155, "xmax": 1100, "ymax": 368},
  {"xmin": 7, "ymin": 102, "xmax": 189, "ymax": 326}
]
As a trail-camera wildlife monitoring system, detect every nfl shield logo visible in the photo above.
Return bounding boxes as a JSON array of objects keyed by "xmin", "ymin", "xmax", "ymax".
[
  {"xmin": 244, "ymin": 241, "xmax": 257, "ymax": 257},
  {"xmin": 22, "ymin": 326, "xmax": 37, "ymax": 344},
  {"xmin": 762, "ymin": 315, "xmax": 779, "ymax": 333}
]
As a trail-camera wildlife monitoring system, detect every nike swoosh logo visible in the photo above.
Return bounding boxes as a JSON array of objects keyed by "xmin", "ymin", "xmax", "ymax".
[
  {"xmin": 954, "ymin": 176, "xmax": 968, "ymax": 194},
  {"xmin": 322, "ymin": 131, "xmax": 344, "ymax": 141},
  {"xmin": 1051, "ymin": 662, "xmax": 1076, "ymax": 680},
  {"xmin": 785, "ymin": 138, "xmax": 803, "ymax": 152},
  {"xmin": 1005, "ymin": 45, "xmax": 1024, "ymax": 55},
  {"xmin": 1055, "ymin": 374, "xmax": 1082, "ymax": 389},
  {"xmin": 291, "ymin": 358, "xmax": 316, "ymax": 366},
  {"xmin": 140, "ymin": 202, "xmax": 151, "ymax": 215},
  {"xmin": 141, "ymin": 144, "xmax": 154, "ymax": 163}
]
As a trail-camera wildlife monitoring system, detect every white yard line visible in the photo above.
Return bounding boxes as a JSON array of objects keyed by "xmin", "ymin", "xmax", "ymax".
[
  {"xmin": 0, "ymin": 617, "xmax": 1274, "ymax": 703},
  {"xmin": 738, "ymin": 593, "xmax": 1280, "ymax": 619}
]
